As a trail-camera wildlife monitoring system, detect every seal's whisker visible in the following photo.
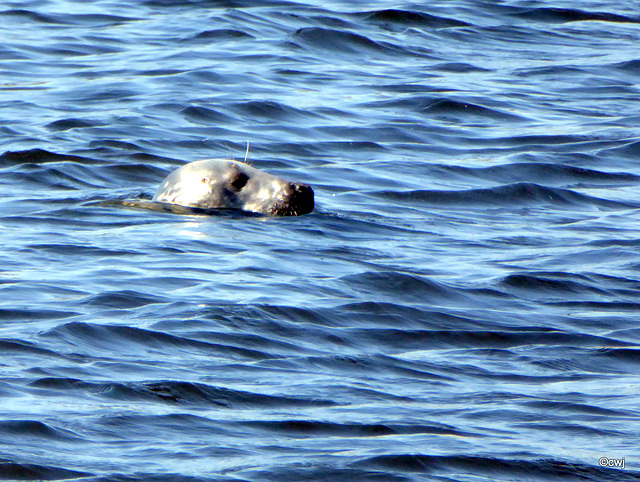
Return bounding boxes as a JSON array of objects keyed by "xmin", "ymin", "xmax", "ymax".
[{"xmin": 244, "ymin": 141, "xmax": 250, "ymax": 164}]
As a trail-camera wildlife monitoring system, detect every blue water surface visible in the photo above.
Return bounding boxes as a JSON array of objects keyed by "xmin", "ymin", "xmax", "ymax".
[{"xmin": 1, "ymin": 1, "xmax": 640, "ymax": 480}]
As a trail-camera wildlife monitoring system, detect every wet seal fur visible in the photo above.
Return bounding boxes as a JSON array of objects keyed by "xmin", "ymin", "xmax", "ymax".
[{"xmin": 153, "ymin": 159, "xmax": 314, "ymax": 216}]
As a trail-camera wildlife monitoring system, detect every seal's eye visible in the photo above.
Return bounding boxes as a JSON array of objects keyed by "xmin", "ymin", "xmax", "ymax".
[{"xmin": 231, "ymin": 172, "xmax": 249, "ymax": 191}]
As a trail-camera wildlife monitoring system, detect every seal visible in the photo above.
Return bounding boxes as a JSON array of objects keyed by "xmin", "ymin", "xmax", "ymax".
[{"xmin": 153, "ymin": 159, "xmax": 314, "ymax": 216}]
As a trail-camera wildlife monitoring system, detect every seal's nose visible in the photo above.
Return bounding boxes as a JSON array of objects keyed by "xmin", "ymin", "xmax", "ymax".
[
  {"xmin": 284, "ymin": 182, "xmax": 314, "ymax": 215},
  {"xmin": 285, "ymin": 182, "xmax": 312, "ymax": 196}
]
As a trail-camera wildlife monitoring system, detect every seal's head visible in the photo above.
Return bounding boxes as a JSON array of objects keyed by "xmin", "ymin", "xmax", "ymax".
[{"xmin": 153, "ymin": 159, "xmax": 314, "ymax": 216}]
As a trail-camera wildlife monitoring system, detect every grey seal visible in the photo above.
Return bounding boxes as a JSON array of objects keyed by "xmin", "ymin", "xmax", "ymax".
[{"xmin": 153, "ymin": 159, "xmax": 314, "ymax": 216}]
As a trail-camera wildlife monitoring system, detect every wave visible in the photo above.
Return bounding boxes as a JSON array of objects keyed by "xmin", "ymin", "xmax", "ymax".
[
  {"xmin": 0, "ymin": 339, "xmax": 63, "ymax": 357},
  {"xmin": 363, "ymin": 96, "xmax": 528, "ymax": 123},
  {"xmin": 438, "ymin": 162, "xmax": 640, "ymax": 186},
  {"xmin": 612, "ymin": 59, "xmax": 640, "ymax": 75},
  {"xmin": 229, "ymin": 100, "xmax": 319, "ymax": 121},
  {"xmin": 509, "ymin": 7, "xmax": 640, "ymax": 24},
  {"xmin": 0, "ymin": 148, "xmax": 168, "ymax": 193},
  {"xmin": 350, "ymin": 327, "xmax": 628, "ymax": 352},
  {"xmin": 0, "ymin": 9, "xmax": 71, "ymax": 25},
  {"xmin": 184, "ymin": 28, "xmax": 254, "ymax": 43},
  {"xmin": 362, "ymin": 8, "xmax": 472, "ymax": 29},
  {"xmin": 352, "ymin": 454, "xmax": 632, "ymax": 481},
  {"xmin": 502, "ymin": 272, "xmax": 608, "ymax": 295},
  {"xmin": 0, "ymin": 462, "xmax": 92, "ymax": 481},
  {"xmin": 46, "ymin": 119, "xmax": 106, "ymax": 132},
  {"xmin": 0, "ymin": 148, "xmax": 98, "ymax": 166},
  {"xmin": 0, "ymin": 8, "xmax": 136, "ymax": 27},
  {"xmin": 29, "ymin": 377, "xmax": 336, "ymax": 408},
  {"xmin": 341, "ymin": 270, "xmax": 464, "ymax": 302},
  {"xmin": 0, "ymin": 420, "xmax": 82, "ymax": 442},
  {"xmin": 44, "ymin": 321, "xmax": 274, "ymax": 359},
  {"xmin": 293, "ymin": 27, "xmax": 404, "ymax": 57},
  {"xmin": 600, "ymin": 140, "xmax": 640, "ymax": 160},
  {"xmin": 420, "ymin": 98, "xmax": 527, "ymax": 122},
  {"xmin": 243, "ymin": 419, "xmax": 474, "ymax": 437},
  {"xmin": 374, "ymin": 182, "xmax": 637, "ymax": 209}
]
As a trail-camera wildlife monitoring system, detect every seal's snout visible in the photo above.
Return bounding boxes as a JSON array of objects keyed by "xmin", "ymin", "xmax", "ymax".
[{"xmin": 277, "ymin": 181, "xmax": 314, "ymax": 216}]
